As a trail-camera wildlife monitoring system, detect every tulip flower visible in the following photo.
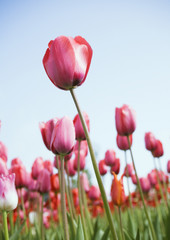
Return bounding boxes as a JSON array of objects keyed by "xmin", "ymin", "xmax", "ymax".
[
  {"xmin": 74, "ymin": 140, "xmax": 88, "ymax": 156},
  {"xmin": 51, "ymin": 116, "xmax": 75, "ymax": 156},
  {"xmin": 124, "ymin": 164, "xmax": 134, "ymax": 178},
  {"xmin": 116, "ymin": 134, "xmax": 132, "ymax": 150},
  {"xmin": 0, "ymin": 141, "xmax": 8, "ymax": 162},
  {"xmin": 73, "ymin": 150, "xmax": 86, "ymax": 171},
  {"xmin": 110, "ymin": 158, "xmax": 120, "ymax": 175},
  {"xmin": 131, "ymin": 174, "xmax": 137, "ymax": 185},
  {"xmin": 37, "ymin": 169, "xmax": 51, "ymax": 193},
  {"xmin": 66, "ymin": 158, "xmax": 76, "ymax": 177},
  {"xmin": 73, "ymin": 112, "xmax": 90, "ymax": 140},
  {"xmin": 0, "ymin": 158, "xmax": 8, "ymax": 175},
  {"xmin": 110, "ymin": 172, "xmax": 125, "ymax": 206},
  {"xmin": 43, "ymin": 36, "xmax": 93, "ymax": 90},
  {"xmin": 88, "ymin": 185, "xmax": 101, "ymax": 201},
  {"xmin": 139, "ymin": 177, "xmax": 151, "ymax": 193},
  {"xmin": 145, "ymin": 132, "xmax": 157, "ymax": 151},
  {"xmin": 104, "ymin": 149, "xmax": 116, "ymax": 166},
  {"xmin": 11, "ymin": 157, "xmax": 24, "ymax": 167},
  {"xmin": 99, "ymin": 159, "xmax": 108, "ymax": 176},
  {"xmin": 80, "ymin": 173, "xmax": 90, "ymax": 193},
  {"xmin": 115, "ymin": 104, "xmax": 136, "ymax": 136},
  {"xmin": 43, "ymin": 160, "xmax": 53, "ymax": 175},
  {"xmin": 0, "ymin": 173, "xmax": 18, "ymax": 211},
  {"xmin": 39, "ymin": 118, "xmax": 58, "ymax": 151},
  {"xmin": 152, "ymin": 140, "xmax": 164, "ymax": 158},
  {"xmin": 167, "ymin": 160, "xmax": 170, "ymax": 173},
  {"xmin": 31, "ymin": 157, "xmax": 44, "ymax": 179},
  {"xmin": 10, "ymin": 164, "xmax": 28, "ymax": 188},
  {"xmin": 148, "ymin": 170, "xmax": 157, "ymax": 186},
  {"xmin": 51, "ymin": 174, "xmax": 60, "ymax": 192}
]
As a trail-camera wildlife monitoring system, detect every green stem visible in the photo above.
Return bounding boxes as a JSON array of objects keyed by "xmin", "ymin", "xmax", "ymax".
[
  {"xmin": 60, "ymin": 155, "xmax": 69, "ymax": 240},
  {"xmin": 127, "ymin": 136, "xmax": 157, "ymax": 240},
  {"xmin": 118, "ymin": 207, "xmax": 125, "ymax": 240},
  {"xmin": 77, "ymin": 140, "xmax": 88, "ymax": 240},
  {"xmin": 70, "ymin": 89, "xmax": 118, "ymax": 240},
  {"xmin": 158, "ymin": 157, "xmax": 168, "ymax": 204},
  {"xmin": 9, "ymin": 211, "xmax": 14, "ymax": 235},
  {"xmin": 2, "ymin": 211, "xmax": 9, "ymax": 240}
]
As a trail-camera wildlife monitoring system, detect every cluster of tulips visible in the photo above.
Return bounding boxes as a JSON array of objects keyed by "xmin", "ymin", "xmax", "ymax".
[{"xmin": 0, "ymin": 35, "xmax": 170, "ymax": 240}]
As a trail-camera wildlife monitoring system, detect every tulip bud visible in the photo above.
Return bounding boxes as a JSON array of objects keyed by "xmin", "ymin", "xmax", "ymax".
[
  {"xmin": 31, "ymin": 157, "xmax": 44, "ymax": 179},
  {"xmin": 110, "ymin": 158, "xmax": 120, "ymax": 175},
  {"xmin": 167, "ymin": 160, "xmax": 170, "ymax": 173},
  {"xmin": 10, "ymin": 164, "xmax": 28, "ymax": 188},
  {"xmin": 131, "ymin": 174, "xmax": 137, "ymax": 185},
  {"xmin": 51, "ymin": 174, "xmax": 60, "ymax": 192},
  {"xmin": 148, "ymin": 170, "xmax": 157, "ymax": 186},
  {"xmin": 88, "ymin": 185, "xmax": 101, "ymax": 201},
  {"xmin": 43, "ymin": 36, "xmax": 93, "ymax": 90},
  {"xmin": 66, "ymin": 158, "xmax": 76, "ymax": 177},
  {"xmin": 116, "ymin": 134, "xmax": 132, "ymax": 150},
  {"xmin": 37, "ymin": 169, "xmax": 51, "ymax": 193},
  {"xmin": 110, "ymin": 173, "xmax": 126, "ymax": 206},
  {"xmin": 98, "ymin": 160, "xmax": 108, "ymax": 176},
  {"xmin": 11, "ymin": 158, "xmax": 24, "ymax": 167},
  {"xmin": 104, "ymin": 149, "xmax": 116, "ymax": 166},
  {"xmin": 152, "ymin": 140, "xmax": 164, "ymax": 158},
  {"xmin": 0, "ymin": 158, "xmax": 8, "ymax": 175},
  {"xmin": 115, "ymin": 104, "xmax": 136, "ymax": 136},
  {"xmin": 73, "ymin": 150, "xmax": 86, "ymax": 171},
  {"xmin": 51, "ymin": 116, "xmax": 75, "ymax": 156},
  {"xmin": 0, "ymin": 141, "xmax": 8, "ymax": 162},
  {"xmin": 43, "ymin": 160, "xmax": 53, "ymax": 175},
  {"xmin": 124, "ymin": 164, "xmax": 134, "ymax": 177},
  {"xmin": 144, "ymin": 132, "xmax": 157, "ymax": 151},
  {"xmin": 39, "ymin": 118, "xmax": 58, "ymax": 151},
  {"xmin": 74, "ymin": 140, "xmax": 88, "ymax": 156},
  {"xmin": 73, "ymin": 112, "xmax": 90, "ymax": 140},
  {"xmin": 139, "ymin": 177, "xmax": 151, "ymax": 193},
  {"xmin": 0, "ymin": 173, "xmax": 18, "ymax": 211},
  {"xmin": 80, "ymin": 173, "xmax": 90, "ymax": 193}
]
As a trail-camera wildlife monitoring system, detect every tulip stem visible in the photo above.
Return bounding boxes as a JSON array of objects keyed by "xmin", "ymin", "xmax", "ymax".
[
  {"xmin": 9, "ymin": 211, "xmax": 14, "ymax": 235},
  {"xmin": 127, "ymin": 136, "xmax": 157, "ymax": 240},
  {"xmin": 60, "ymin": 155, "xmax": 69, "ymax": 240},
  {"xmin": 41, "ymin": 194, "xmax": 44, "ymax": 240},
  {"xmin": 158, "ymin": 157, "xmax": 168, "ymax": 204},
  {"xmin": 20, "ymin": 188, "xmax": 28, "ymax": 234},
  {"xmin": 2, "ymin": 211, "xmax": 9, "ymax": 240},
  {"xmin": 118, "ymin": 207, "xmax": 125, "ymax": 240},
  {"xmin": 70, "ymin": 89, "xmax": 118, "ymax": 240}
]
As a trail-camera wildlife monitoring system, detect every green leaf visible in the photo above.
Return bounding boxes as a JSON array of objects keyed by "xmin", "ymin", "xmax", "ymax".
[
  {"xmin": 75, "ymin": 216, "xmax": 84, "ymax": 240},
  {"xmin": 123, "ymin": 228, "xmax": 135, "ymax": 240},
  {"xmin": 101, "ymin": 226, "xmax": 110, "ymax": 240},
  {"xmin": 9, "ymin": 220, "xmax": 26, "ymax": 240},
  {"xmin": 126, "ymin": 209, "xmax": 137, "ymax": 239},
  {"xmin": 67, "ymin": 212, "xmax": 77, "ymax": 239},
  {"xmin": 135, "ymin": 229, "xmax": 140, "ymax": 240}
]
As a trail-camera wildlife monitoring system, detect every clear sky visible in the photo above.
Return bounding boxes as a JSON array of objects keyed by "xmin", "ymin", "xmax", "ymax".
[{"xmin": 1, "ymin": 0, "xmax": 170, "ymax": 194}]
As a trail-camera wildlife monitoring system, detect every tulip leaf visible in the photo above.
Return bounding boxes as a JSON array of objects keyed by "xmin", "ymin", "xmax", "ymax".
[
  {"xmin": 75, "ymin": 216, "xmax": 84, "ymax": 240},
  {"xmin": 9, "ymin": 220, "xmax": 26, "ymax": 240},
  {"xmin": 123, "ymin": 228, "xmax": 135, "ymax": 240},
  {"xmin": 126, "ymin": 209, "xmax": 137, "ymax": 239},
  {"xmin": 135, "ymin": 229, "xmax": 140, "ymax": 240},
  {"xmin": 101, "ymin": 226, "xmax": 110, "ymax": 240},
  {"xmin": 67, "ymin": 212, "xmax": 77, "ymax": 239}
]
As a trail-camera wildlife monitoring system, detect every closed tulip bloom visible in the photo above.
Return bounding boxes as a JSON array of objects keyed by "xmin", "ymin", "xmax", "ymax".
[
  {"xmin": 73, "ymin": 150, "xmax": 86, "ymax": 171},
  {"xmin": 31, "ymin": 157, "xmax": 44, "ymax": 179},
  {"xmin": 39, "ymin": 118, "xmax": 58, "ymax": 151},
  {"xmin": 0, "ymin": 158, "xmax": 8, "ymax": 175},
  {"xmin": 37, "ymin": 169, "xmax": 51, "ymax": 193},
  {"xmin": 43, "ymin": 160, "xmax": 53, "ymax": 175},
  {"xmin": 115, "ymin": 104, "xmax": 136, "ymax": 136},
  {"xmin": 0, "ymin": 173, "xmax": 18, "ymax": 211},
  {"xmin": 74, "ymin": 140, "xmax": 88, "ymax": 156},
  {"xmin": 0, "ymin": 141, "xmax": 8, "ymax": 162},
  {"xmin": 139, "ymin": 177, "xmax": 151, "ymax": 193},
  {"xmin": 43, "ymin": 36, "xmax": 93, "ymax": 90},
  {"xmin": 53, "ymin": 156, "xmax": 61, "ymax": 169},
  {"xmin": 131, "ymin": 174, "xmax": 137, "ymax": 185},
  {"xmin": 66, "ymin": 158, "xmax": 76, "ymax": 177},
  {"xmin": 167, "ymin": 160, "xmax": 170, "ymax": 173},
  {"xmin": 51, "ymin": 174, "xmax": 60, "ymax": 192},
  {"xmin": 104, "ymin": 149, "xmax": 116, "ymax": 166},
  {"xmin": 99, "ymin": 160, "xmax": 108, "ymax": 176},
  {"xmin": 88, "ymin": 185, "xmax": 101, "ymax": 201},
  {"xmin": 116, "ymin": 134, "xmax": 132, "ymax": 151},
  {"xmin": 64, "ymin": 152, "xmax": 73, "ymax": 161},
  {"xmin": 124, "ymin": 164, "xmax": 134, "ymax": 177},
  {"xmin": 10, "ymin": 164, "xmax": 28, "ymax": 188},
  {"xmin": 110, "ymin": 158, "xmax": 120, "ymax": 175},
  {"xmin": 73, "ymin": 112, "xmax": 90, "ymax": 140},
  {"xmin": 80, "ymin": 173, "xmax": 90, "ymax": 193},
  {"xmin": 51, "ymin": 116, "xmax": 75, "ymax": 156},
  {"xmin": 110, "ymin": 172, "xmax": 126, "ymax": 206},
  {"xmin": 11, "ymin": 158, "xmax": 24, "ymax": 167},
  {"xmin": 144, "ymin": 132, "xmax": 157, "ymax": 151},
  {"xmin": 148, "ymin": 170, "xmax": 157, "ymax": 186},
  {"xmin": 152, "ymin": 140, "xmax": 164, "ymax": 158}
]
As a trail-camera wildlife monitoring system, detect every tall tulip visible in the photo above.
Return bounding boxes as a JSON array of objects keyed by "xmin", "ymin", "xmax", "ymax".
[
  {"xmin": 104, "ymin": 149, "xmax": 116, "ymax": 166},
  {"xmin": 110, "ymin": 173, "xmax": 125, "ymax": 206},
  {"xmin": 116, "ymin": 134, "xmax": 132, "ymax": 150},
  {"xmin": 145, "ymin": 132, "xmax": 157, "ymax": 151},
  {"xmin": 31, "ymin": 157, "xmax": 44, "ymax": 179},
  {"xmin": 99, "ymin": 159, "xmax": 108, "ymax": 176},
  {"xmin": 152, "ymin": 140, "xmax": 164, "ymax": 158},
  {"xmin": 73, "ymin": 112, "xmax": 90, "ymax": 140},
  {"xmin": 167, "ymin": 160, "xmax": 170, "ymax": 173}
]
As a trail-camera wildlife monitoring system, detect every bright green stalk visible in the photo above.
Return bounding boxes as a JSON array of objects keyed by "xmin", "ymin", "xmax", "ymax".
[
  {"xmin": 9, "ymin": 211, "xmax": 14, "ymax": 235},
  {"xmin": 70, "ymin": 89, "xmax": 118, "ymax": 240},
  {"xmin": 2, "ymin": 211, "xmax": 9, "ymax": 240},
  {"xmin": 127, "ymin": 136, "xmax": 157, "ymax": 240},
  {"xmin": 158, "ymin": 157, "xmax": 168, "ymax": 204},
  {"xmin": 118, "ymin": 207, "xmax": 125, "ymax": 240}
]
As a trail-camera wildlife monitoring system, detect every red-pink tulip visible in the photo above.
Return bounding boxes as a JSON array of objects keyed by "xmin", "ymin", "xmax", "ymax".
[
  {"xmin": 51, "ymin": 116, "xmax": 75, "ymax": 156},
  {"xmin": 80, "ymin": 173, "xmax": 90, "ymax": 193},
  {"xmin": 148, "ymin": 170, "xmax": 157, "ymax": 186},
  {"xmin": 73, "ymin": 150, "xmax": 86, "ymax": 171},
  {"xmin": 74, "ymin": 140, "xmax": 88, "ymax": 156},
  {"xmin": 110, "ymin": 173, "xmax": 126, "ymax": 206},
  {"xmin": 116, "ymin": 134, "xmax": 132, "ymax": 151},
  {"xmin": 43, "ymin": 160, "xmax": 53, "ymax": 175},
  {"xmin": 0, "ymin": 141, "xmax": 8, "ymax": 162},
  {"xmin": 51, "ymin": 174, "xmax": 60, "ymax": 192},
  {"xmin": 167, "ymin": 160, "xmax": 170, "ymax": 173},
  {"xmin": 144, "ymin": 132, "xmax": 157, "ymax": 151},
  {"xmin": 88, "ymin": 185, "xmax": 101, "ymax": 201},
  {"xmin": 111, "ymin": 158, "xmax": 120, "ymax": 175},
  {"xmin": 10, "ymin": 164, "xmax": 28, "ymax": 188},
  {"xmin": 11, "ymin": 158, "xmax": 24, "ymax": 167},
  {"xmin": 43, "ymin": 36, "xmax": 93, "ymax": 90},
  {"xmin": 139, "ymin": 177, "xmax": 151, "ymax": 193},
  {"xmin": 73, "ymin": 112, "xmax": 90, "ymax": 140},
  {"xmin": 115, "ymin": 104, "xmax": 136, "ymax": 136},
  {"xmin": 31, "ymin": 157, "xmax": 44, "ymax": 179},
  {"xmin": 98, "ymin": 160, "xmax": 108, "ymax": 176},
  {"xmin": 66, "ymin": 158, "xmax": 76, "ymax": 177},
  {"xmin": 104, "ymin": 149, "xmax": 116, "ymax": 166},
  {"xmin": 131, "ymin": 174, "xmax": 137, "ymax": 185},
  {"xmin": 124, "ymin": 164, "xmax": 134, "ymax": 177},
  {"xmin": 39, "ymin": 118, "xmax": 58, "ymax": 151},
  {"xmin": 0, "ymin": 158, "xmax": 8, "ymax": 175},
  {"xmin": 152, "ymin": 140, "xmax": 164, "ymax": 158},
  {"xmin": 37, "ymin": 169, "xmax": 51, "ymax": 193}
]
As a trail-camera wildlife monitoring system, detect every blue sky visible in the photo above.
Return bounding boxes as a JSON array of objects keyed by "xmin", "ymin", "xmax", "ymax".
[{"xmin": 1, "ymin": 0, "xmax": 170, "ymax": 194}]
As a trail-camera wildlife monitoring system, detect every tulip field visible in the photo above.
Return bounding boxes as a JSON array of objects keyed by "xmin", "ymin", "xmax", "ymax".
[{"xmin": 1, "ymin": 35, "xmax": 170, "ymax": 240}]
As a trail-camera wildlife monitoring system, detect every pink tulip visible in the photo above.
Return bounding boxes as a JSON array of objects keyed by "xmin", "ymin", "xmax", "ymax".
[
  {"xmin": 11, "ymin": 158, "xmax": 24, "ymax": 167},
  {"xmin": 0, "ymin": 158, "xmax": 8, "ymax": 175},
  {"xmin": 88, "ymin": 185, "xmax": 101, "ymax": 201},
  {"xmin": 64, "ymin": 152, "xmax": 73, "ymax": 161},
  {"xmin": 131, "ymin": 174, "xmax": 137, "ymax": 185},
  {"xmin": 74, "ymin": 140, "xmax": 88, "ymax": 156},
  {"xmin": 73, "ymin": 112, "xmax": 90, "ymax": 140},
  {"xmin": 28, "ymin": 177, "xmax": 38, "ymax": 192},
  {"xmin": 43, "ymin": 36, "xmax": 93, "ymax": 90},
  {"xmin": 0, "ymin": 141, "xmax": 8, "ymax": 162},
  {"xmin": 31, "ymin": 157, "xmax": 44, "ymax": 179},
  {"xmin": 124, "ymin": 164, "xmax": 134, "ymax": 177},
  {"xmin": 43, "ymin": 160, "xmax": 53, "ymax": 175},
  {"xmin": 116, "ymin": 134, "xmax": 132, "ymax": 150},
  {"xmin": 110, "ymin": 158, "xmax": 120, "ymax": 175},
  {"xmin": 115, "ymin": 104, "xmax": 136, "ymax": 136},
  {"xmin": 37, "ymin": 169, "xmax": 51, "ymax": 193},
  {"xmin": 144, "ymin": 132, "xmax": 157, "ymax": 151},
  {"xmin": 148, "ymin": 170, "xmax": 157, "ymax": 186},
  {"xmin": 167, "ymin": 160, "xmax": 170, "ymax": 173},
  {"xmin": 139, "ymin": 177, "xmax": 151, "ymax": 193},
  {"xmin": 66, "ymin": 158, "xmax": 76, "ymax": 177},
  {"xmin": 53, "ymin": 156, "xmax": 61, "ymax": 169},
  {"xmin": 98, "ymin": 160, "xmax": 108, "ymax": 176},
  {"xmin": 10, "ymin": 164, "xmax": 28, "ymax": 188},
  {"xmin": 0, "ymin": 173, "xmax": 18, "ymax": 211},
  {"xmin": 73, "ymin": 150, "xmax": 86, "ymax": 171},
  {"xmin": 80, "ymin": 173, "xmax": 90, "ymax": 193},
  {"xmin": 104, "ymin": 149, "xmax": 116, "ymax": 166},
  {"xmin": 51, "ymin": 116, "xmax": 75, "ymax": 156},
  {"xmin": 152, "ymin": 140, "xmax": 164, "ymax": 158},
  {"xmin": 39, "ymin": 118, "xmax": 58, "ymax": 151}
]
